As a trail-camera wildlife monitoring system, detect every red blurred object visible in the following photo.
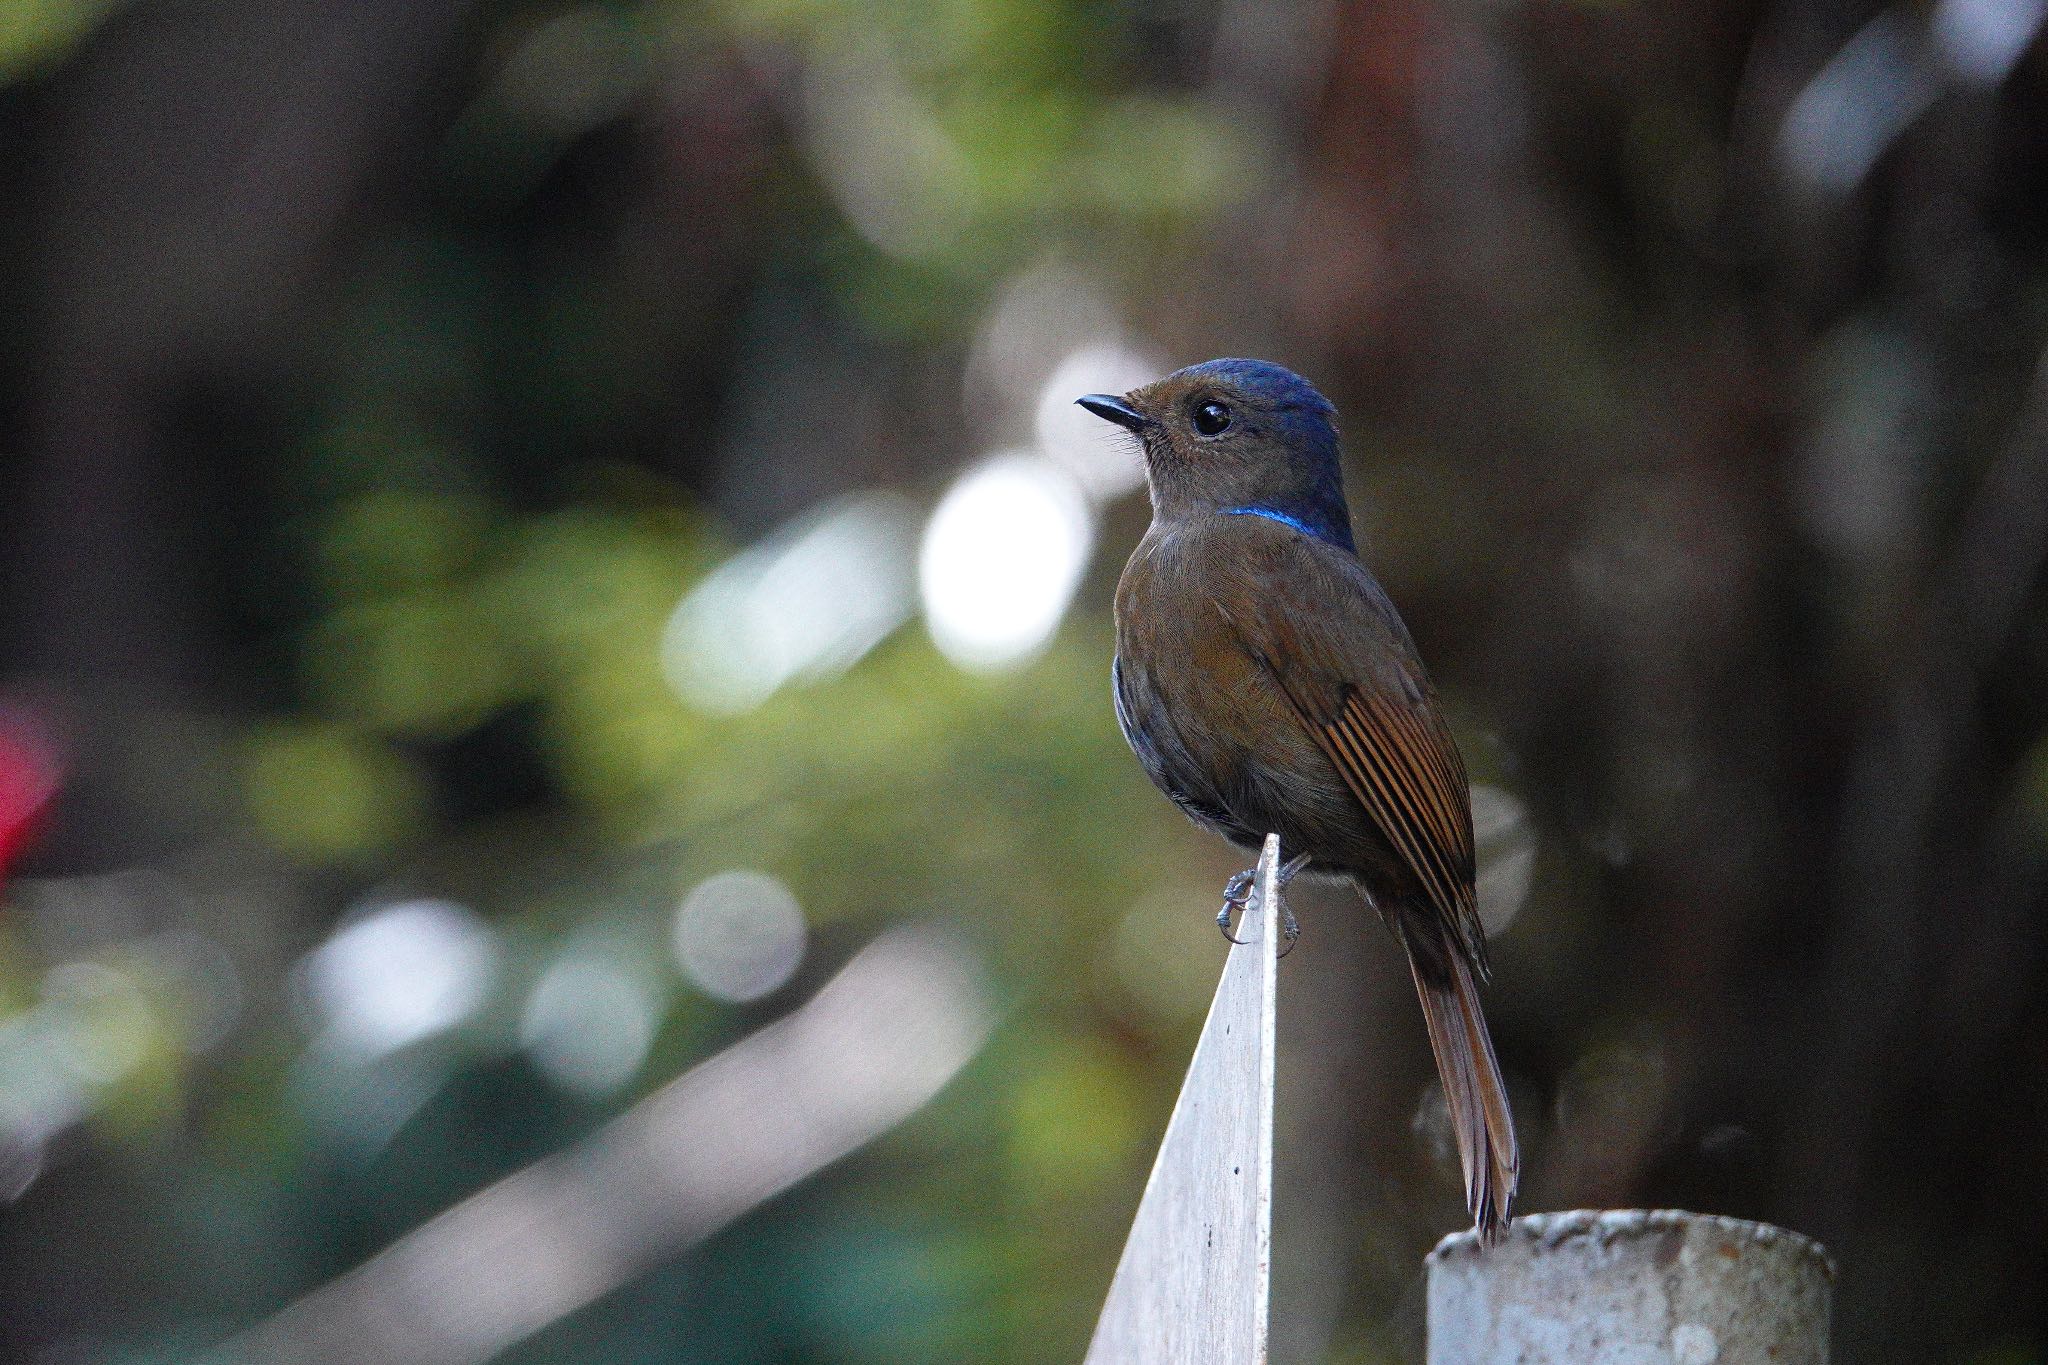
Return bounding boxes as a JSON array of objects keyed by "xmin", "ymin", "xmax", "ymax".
[{"xmin": 0, "ymin": 702, "xmax": 62, "ymax": 881}]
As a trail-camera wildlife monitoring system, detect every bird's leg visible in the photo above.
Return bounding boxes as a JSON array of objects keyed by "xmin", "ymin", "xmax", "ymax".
[
  {"xmin": 1275, "ymin": 853, "xmax": 1309, "ymax": 958},
  {"xmin": 1217, "ymin": 869, "xmax": 1255, "ymax": 943},
  {"xmin": 1276, "ymin": 851, "xmax": 1312, "ymax": 886},
  {"xmin": 1218, "ymin": 852, "xmax": 1314, "ymax": 948}
]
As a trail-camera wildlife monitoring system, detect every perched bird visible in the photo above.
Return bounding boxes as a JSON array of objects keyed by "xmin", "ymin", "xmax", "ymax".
[{"xmin": 1079, "ymin": 358, "xmax": 1518, "ymax": 1243}]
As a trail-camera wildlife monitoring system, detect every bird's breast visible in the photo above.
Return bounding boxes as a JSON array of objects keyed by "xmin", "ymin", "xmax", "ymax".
[{"xmin": 1112, "ymin": 528, "xmax": 1370, "ymax": 861}]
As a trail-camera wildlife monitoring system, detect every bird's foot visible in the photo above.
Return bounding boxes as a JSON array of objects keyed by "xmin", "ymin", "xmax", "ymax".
[
  {"xmin": 1275, "ymin": 852, "xmax": 1308, "ymax": 957},
  {"xmin": 1217, "ymin": 869, "xmax": 1255, "ymax": 944},
  {"xmin": 1218, "ymin": 852, "xmax": 1314, "ymax": 949}
]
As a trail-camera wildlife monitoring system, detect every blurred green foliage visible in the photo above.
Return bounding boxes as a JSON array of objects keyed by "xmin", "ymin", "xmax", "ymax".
[
  {"xmin": 0, "ymin": 0, "xmax": 117, "ymax": 83},
  {"xmin": 0, "ymin": 0, "xmax": 1265, "ymax": 1356}
]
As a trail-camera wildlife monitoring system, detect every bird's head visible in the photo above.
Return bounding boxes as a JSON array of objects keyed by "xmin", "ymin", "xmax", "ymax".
[{"xmin": 1077, "ymin": 358, "xmax": 1354, "ymax": 552}]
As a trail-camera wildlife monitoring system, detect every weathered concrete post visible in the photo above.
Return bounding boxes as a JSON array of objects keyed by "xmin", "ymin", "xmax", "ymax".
[{"xmin": 1427, "ymin": 1209, "xmax": 1833, "ymax": 1364}]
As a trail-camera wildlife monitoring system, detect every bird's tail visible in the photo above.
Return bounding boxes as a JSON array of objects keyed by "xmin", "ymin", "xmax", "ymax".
[{"xmin": 1407, "ymin": 942, "xmax": 1519, "ymax": 1245}]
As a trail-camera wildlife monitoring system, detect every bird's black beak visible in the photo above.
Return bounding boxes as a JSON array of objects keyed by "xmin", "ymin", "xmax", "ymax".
[{"xmin": 1077, "ymin": 393, "xmax": 1151, "ymax": 433}]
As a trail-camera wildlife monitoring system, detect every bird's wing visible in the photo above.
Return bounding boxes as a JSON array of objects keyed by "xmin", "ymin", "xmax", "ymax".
[{"xmin": 1213, "ymin": 536, "xmax": 1485, "ymax": 972}]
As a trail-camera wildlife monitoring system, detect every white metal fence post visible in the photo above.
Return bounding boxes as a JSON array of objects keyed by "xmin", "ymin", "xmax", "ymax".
[{"xmin": 1086, "ymin": 833, "xmax": 1282, "ymax": 1364}]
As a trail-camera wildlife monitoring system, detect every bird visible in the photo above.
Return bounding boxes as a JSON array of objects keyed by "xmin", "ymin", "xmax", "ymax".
[{"xmin": 1079, "ymin": 357, "xmax": 1518, "ymax": 1244}]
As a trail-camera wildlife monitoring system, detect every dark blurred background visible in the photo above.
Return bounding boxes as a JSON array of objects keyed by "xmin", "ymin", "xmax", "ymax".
[{"xmin": 3, "ymin": 0, "xmax": 2046, "ymax": 1361}]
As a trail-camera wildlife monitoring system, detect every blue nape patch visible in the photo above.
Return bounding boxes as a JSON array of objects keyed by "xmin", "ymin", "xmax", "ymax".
[{"xmin": 1221, "ymin": 504, "xmax": 1355, "ymax": 552}]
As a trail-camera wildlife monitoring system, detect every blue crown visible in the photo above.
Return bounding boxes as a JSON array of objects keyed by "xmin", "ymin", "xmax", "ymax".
[{"xmin": 1179, "ymin": 358, "xmax": 1336, "ymax": 419}]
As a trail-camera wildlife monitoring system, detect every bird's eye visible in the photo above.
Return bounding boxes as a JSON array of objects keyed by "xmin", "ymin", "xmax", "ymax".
[{"xmin": 1193, "ymin": 401, "xmax": 1232, "ymax": 436}]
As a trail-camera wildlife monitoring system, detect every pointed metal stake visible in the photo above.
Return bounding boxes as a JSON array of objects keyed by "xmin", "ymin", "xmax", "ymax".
[{"xmin": 1087, "ymin": 833, "xmax": 1281, "ymax": 1364}]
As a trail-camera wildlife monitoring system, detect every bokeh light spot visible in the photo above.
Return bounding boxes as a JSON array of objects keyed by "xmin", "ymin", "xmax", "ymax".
[
  {"xmin": 664, "ymin": 494, "xmax": 917, "ymax": 714},
  {"xmin": 1473, "ymin": 784, "xmax": 1536, "ymax": 938},
  {"xmin": 1034, "ymin": 344, "xmax": 1160, "ymax": 503},
  {"xmin": 303, "ymin": 899, "xmax": 499, "ymax": 1058},
  {"xmin": 519, "ymin": 953, "xmax": 660, "ymax": 1096},
  {"xmin": 672, "ymin": 870, "xmax": 807, "ymax": 1004},
  {"xmin": 1934, "ymin": 0, "xmax": 2048, "ymax": 85},
  {"xmin": 919, "ymin": 454, "xmax": 1093, "ymax": 672}
]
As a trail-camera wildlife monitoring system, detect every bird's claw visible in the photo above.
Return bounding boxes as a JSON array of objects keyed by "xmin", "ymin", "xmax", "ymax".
[
  {"xmin": 1276, "ymin": 902, "xmax": 1302, "ymax": 959},
  {"xmin": 1219, "ymin": 852, "xmax": 1312, "ymax": 950},
  {"xmin": 1217, "ymin": 869, "xmax": 1255, "ymax": 944}
]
